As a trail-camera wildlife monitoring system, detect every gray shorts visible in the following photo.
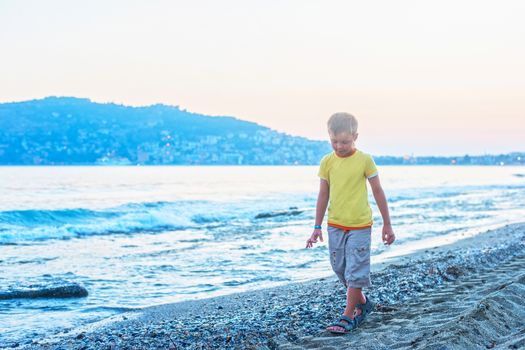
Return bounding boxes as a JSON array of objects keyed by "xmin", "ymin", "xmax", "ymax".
[{"xmin": 327, "ymin": 226, "xmax": 372, "ymax": 288}]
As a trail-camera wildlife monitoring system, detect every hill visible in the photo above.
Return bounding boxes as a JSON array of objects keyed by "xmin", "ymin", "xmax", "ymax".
[{"xmin": 0, "ymin": 97, "xmax": 331, "ymax": 165}]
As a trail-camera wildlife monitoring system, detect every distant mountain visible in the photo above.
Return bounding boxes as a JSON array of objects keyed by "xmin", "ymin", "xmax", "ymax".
[
  {"xmin": 0, "ymin": 97, "xmax": 331, "ymax": 165},
  {"xmin": 1, "ymin": 97, "xmax": 522, "ymax": 166}
]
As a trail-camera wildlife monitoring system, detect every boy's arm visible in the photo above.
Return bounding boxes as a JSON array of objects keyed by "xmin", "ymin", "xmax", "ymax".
[
  {"xmin": 306, "ymin": 179, "xmax": 329, "ymax": 248},
  {"xmin": 368, "ymin": 175, "xmax": 395, "ymax": 245},
  {"xmin": 315, "ymin": 179, "xmax": 329, "ymax": 227}
]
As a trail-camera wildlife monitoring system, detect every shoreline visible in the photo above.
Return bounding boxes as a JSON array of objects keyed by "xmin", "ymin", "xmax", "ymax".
[{"xmin": 17, "ymin": 222, "xmax": 525, "ymax": 350}]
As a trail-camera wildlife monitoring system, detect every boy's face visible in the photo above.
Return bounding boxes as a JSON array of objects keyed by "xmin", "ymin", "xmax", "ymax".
[{"xmin": 329, "ymin": 131, "xmax": 357, "ymax": 157}]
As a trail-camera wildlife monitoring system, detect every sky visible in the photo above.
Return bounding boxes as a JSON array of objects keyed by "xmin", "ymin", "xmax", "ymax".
[{"xmin": 0, "ymin": 0, "xmax": 524, "ymax": 156}]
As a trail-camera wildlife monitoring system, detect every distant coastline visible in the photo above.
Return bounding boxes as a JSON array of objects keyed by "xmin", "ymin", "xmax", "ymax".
[
  {"xmin": 0, "ymin": 153, "xmax": 523, "ymax": 166},
  {"xmin": 1, "ymin": 97, "xmax": 523, "ymax": 166}
]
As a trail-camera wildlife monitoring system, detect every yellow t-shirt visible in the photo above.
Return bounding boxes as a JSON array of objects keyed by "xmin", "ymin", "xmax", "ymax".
[{"xmin": 318, "ymin": 150, "xmax": 378, "ymax": 230}]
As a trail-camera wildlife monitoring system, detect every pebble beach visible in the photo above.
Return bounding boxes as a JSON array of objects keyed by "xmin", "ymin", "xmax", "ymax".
[{"xmin": 13, "ymin": 222, "xmax": 525, "ymax": 350}]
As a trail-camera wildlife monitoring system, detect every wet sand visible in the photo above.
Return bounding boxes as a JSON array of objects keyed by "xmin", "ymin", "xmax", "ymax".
[{"xmin": 18, "ymin": 223, "xmax": 525, "ymax": 350}]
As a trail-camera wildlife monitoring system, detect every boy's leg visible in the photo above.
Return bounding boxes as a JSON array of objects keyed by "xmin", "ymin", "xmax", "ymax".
[
  {"xmin": 345, "ymin": 287, "xmax": 366, "ymax": 318},
  {"xmin": 343, "ymin": 228, "xmax": 372, "ymax": 322},
  {"xmin": 327, "ymin": 226, "xmax": 348, "ymax": 286},
  {"xmin": 344, "ymin": 227, "xmax": 372, "ymax": 290},
  {"xmin": 326, "ymin": 227, "xmax": 371, "ymax": 332},
  {"xmin": 329, "ymin": 288, "xmax": 365, "ymax": 331}
]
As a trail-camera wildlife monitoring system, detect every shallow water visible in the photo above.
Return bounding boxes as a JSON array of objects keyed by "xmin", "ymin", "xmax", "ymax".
[{"xmin": 1, "ymin": 165, "xmax": 525, "ymax": 346}]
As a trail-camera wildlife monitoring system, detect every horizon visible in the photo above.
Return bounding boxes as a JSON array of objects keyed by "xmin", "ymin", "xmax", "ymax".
[
  {"xmin": 2, "ymin": 95, "xmax": 525, "ymax": 158},
  {"xmin": 1, "ymin": 1, "xmax": 524, "ymax": 156}
]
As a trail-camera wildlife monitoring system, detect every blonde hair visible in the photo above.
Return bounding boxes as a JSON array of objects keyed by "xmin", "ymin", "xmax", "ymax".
[{"xmin": 327, "ymin": 112, "xmax": 358, "ymax": 135}]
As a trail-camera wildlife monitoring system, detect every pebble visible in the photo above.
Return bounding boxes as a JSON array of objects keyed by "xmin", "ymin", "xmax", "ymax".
[{"xmin": 17, "ymin": 230, "xmax": 525, "ymax": 350}]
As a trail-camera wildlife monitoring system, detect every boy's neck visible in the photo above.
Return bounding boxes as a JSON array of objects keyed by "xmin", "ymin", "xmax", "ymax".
[{"xmin": 335, "ymin": 148, "xmax": 357, "ymax": 158}]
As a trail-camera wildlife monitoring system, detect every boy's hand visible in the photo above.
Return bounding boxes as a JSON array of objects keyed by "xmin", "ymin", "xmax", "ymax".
[
  {"xmin": 306, "ymin": 229, "xmax": 323, "ymax": 248},
  {"xmin": 382, "ymin": 224, "xmax": 395, "ymax": 245}
]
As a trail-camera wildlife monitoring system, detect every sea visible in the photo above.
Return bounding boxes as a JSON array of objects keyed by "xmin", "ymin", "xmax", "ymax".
[{"xmin": 1, "ymin": 165, "xmax": 525, "ymax": 347}]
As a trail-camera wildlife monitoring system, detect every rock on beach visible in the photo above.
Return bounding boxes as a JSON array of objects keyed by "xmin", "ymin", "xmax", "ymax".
[{"xmin": 0, "ymin": 282, "xmax": 88, "ymax": 300}]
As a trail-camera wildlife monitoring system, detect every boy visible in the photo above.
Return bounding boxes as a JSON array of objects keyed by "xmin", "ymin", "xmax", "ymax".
[{"xmin": 306, "ymin": 112, "xmax": 395, "ymax": 334}]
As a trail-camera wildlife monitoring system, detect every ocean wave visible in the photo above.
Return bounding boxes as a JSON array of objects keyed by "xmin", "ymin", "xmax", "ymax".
[
  {"xmin": 0, "ymin": 208, "xmax": 119, "ymax": 226},
  {"xmin": 0, "ymin": 201, "xmax": 209, "ymax": 243},
  {"xmin": 0, "ymin": 199, "xmax": 311, "ymax": 244}
]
